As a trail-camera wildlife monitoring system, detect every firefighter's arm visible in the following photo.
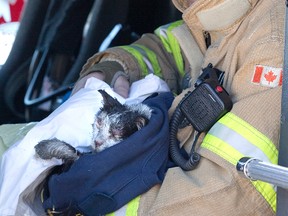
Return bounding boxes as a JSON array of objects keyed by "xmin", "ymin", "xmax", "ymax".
[{"xmin": 73, "ymin": 20, "xmax": 189, "ymax": 95}]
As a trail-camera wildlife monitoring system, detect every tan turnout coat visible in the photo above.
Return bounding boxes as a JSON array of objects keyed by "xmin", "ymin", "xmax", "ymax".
[{"xmin": 80, "ymin": 0, "xmax": 283, "ymax": 215}]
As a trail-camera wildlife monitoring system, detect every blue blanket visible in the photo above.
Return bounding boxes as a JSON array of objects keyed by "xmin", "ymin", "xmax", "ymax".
[{"xmin": 42, "ymin": 92, "xmax": 174, "ymax": 215}]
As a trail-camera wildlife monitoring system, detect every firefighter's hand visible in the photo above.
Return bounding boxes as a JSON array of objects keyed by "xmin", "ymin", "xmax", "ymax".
[
  {"xmin": 112, "ymin": 74, "xmax": 129, "ymax": 98},
  {"xmin": 71, "ymin": 71, "xmax": 129, "ymax": 98}
]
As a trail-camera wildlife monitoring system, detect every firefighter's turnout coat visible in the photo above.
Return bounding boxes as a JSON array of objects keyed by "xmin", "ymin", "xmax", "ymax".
[{"xmin": 80, "ymin": 0, "xmax": 282, "ymax": 215}]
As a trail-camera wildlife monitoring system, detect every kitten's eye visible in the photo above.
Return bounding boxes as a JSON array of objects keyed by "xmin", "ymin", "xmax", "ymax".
[{"xmin": 111, "ymin": 128, "xmax": 123, "ymax": 140}]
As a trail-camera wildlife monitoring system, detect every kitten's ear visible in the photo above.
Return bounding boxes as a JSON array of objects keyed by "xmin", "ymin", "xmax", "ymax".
[
  {"xmin": 98, "ymin": 90, "xmax": 122, "ymax": 109},
  {"xmin": 135, "ymin": 116, "xmax": 149, "ymax": 130}
]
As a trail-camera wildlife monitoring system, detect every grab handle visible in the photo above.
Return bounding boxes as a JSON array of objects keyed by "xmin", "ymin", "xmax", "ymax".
[{"xmin": 237, "ymin": 157, "xmax": 288, "ymax": 189}]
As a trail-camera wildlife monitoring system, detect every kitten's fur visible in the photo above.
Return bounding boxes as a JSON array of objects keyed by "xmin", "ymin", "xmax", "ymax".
[{"xmin": 34, "ymin": 90, "xmax": 152, "ymax": 163}]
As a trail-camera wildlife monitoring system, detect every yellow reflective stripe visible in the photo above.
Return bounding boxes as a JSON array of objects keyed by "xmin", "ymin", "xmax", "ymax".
[
  {"xmin": 155, "ymin": 20, "xmax": 185, "ymax": 76},
  {"xmin": 106, "ymin": 196, "xmax": 140, "ymax": 216},
  {"xmin": 120, "ymin": 46, "xmax": 149, "ymax": 76},
  {"xmin": 202, "ymin": 112, "xmax": 278, "ymax": 212},
  {"xmin": 251, "ymin": 180, "xmax": 277, "ymax": 212},
  {"xmin": 217, "ymin": 113, "xmax": 278, "ymax": 164},
  {"xmin": 167, "ymin": 31, "xmax": 184, "ymax": 76},
  {"xmin": 155, "ymin": 24, "xmax": 173, "ymax": 52},
  {"xmin": 202, "ymin": 133, "xmax": 243, "ymax": 165},
  {"xmin": 202, "ymin": 134, "xmax": 277, "ymax": 212},
  {"xmin": 132, "ymin": 44, "xmax": 162, "ymax": 78},
  {"xmin": 126, "ymin": 196, "xmax": 140, "ymax": 216},
  {"xmin": 155, "ymin": 20, "xmax": 183, "ymax": 52},
  {"xmin": 207, "ymin": 122, "xmax": 272, "ymax": 164},
  {"xmin": 167, "ymin": 21, "xmax": 184, "ymax": 76}
]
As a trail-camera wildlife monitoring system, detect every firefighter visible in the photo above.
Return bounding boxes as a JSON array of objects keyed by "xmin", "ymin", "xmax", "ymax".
[{"xmin": 72, "ymin": 0, "xmax": 282, "ymax": 215}]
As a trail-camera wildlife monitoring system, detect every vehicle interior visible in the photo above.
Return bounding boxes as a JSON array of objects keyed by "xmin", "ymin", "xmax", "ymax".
[{"xmin": 0, "ymin": 0, "xmax": 181, "ymax": 124}]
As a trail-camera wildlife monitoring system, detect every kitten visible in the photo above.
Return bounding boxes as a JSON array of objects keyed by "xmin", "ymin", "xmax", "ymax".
[{"xmin": 34, "ymin": 89, "xmax": 152, "ymax": 163}]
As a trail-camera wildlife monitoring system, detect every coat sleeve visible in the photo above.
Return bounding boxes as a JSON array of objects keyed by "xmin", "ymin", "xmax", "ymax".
[{"xmin": 79, "ymin": 21, "xmax": 190, "ymax": 94}]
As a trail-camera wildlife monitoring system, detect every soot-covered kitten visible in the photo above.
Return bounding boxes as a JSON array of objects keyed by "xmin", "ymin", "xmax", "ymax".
[{"xmin": 34, "ymin": 90, "xmax": 152, "ymax": 163}]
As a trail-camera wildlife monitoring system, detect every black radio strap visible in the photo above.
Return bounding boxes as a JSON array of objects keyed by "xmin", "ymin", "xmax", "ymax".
[{"xmin": 276, "ymin": 1, "xmax": 288, "ymax": 216}]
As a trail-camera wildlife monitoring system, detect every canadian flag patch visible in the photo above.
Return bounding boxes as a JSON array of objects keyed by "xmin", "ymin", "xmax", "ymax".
[{"xmin": 251, "ymin": 65, "xmax": 283, "ymax": 87}]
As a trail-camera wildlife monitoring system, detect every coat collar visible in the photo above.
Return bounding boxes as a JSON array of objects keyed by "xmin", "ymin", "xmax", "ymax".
[{"xmin": 173, "ymin": 0, "xmax": 258, "ymax": 32}]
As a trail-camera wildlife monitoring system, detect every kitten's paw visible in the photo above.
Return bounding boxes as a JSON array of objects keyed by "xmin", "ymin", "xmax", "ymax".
[{"xmin": 35, "ymin": 138, "xmax": 79, "ymax": 162}]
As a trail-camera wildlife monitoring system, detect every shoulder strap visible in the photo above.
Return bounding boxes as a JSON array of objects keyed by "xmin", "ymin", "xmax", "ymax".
[{"xmin": 276, "ymin": 2, "xmax": 288, "ymax": 216}]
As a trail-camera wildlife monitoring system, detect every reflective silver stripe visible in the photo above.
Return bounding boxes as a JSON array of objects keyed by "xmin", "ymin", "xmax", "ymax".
[
  {"xmin": 157, "ymin": 23, "xmax": 171, "ymax": 39},
  {"xmin": 130, "ymin": 45, "xmax": 154, "ymax": 74},
  {"xmin": 113, "ymin": 204, "xmax": 127, "ymax": 216},
  {"xmin": 107, "ymin": 196, "xmax": 140, "ymax": 216},
  {"xmin": 208, "ymin": 122, "xmax": 271, "ymax": 163}
]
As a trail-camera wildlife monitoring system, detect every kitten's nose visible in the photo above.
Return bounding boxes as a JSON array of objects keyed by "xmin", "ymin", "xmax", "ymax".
[{"xmin": 94, "ymin": 140, "xmax": 103, "ymax": 148}]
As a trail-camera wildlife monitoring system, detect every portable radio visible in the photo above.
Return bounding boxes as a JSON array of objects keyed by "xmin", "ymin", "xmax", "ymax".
[
  {"xmin": 169, "ymin": 63, "xmax": 233, "ymax": 171},
  {"xmin": 179, "ymin": 78, "xmax": 232, "ymax": 132}
]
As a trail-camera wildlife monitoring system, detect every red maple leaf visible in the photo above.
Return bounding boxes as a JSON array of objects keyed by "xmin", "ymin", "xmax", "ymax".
[
  {"xmin": 0, "ymin": 0, "xmax": 25, "ymax": 24},
  {"xmin": 264, "ymin": 71, "xmax": 277, "ymax": 84}
]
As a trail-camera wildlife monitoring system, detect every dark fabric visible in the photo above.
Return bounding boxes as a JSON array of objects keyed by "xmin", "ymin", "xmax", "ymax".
[
  {"xmin": 42, "ymin": 92, "xmax": 174, "ymax": 216},
  {"xmin": 37, "ymin": 0, "xmax": 94, "ymax": 54}
]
